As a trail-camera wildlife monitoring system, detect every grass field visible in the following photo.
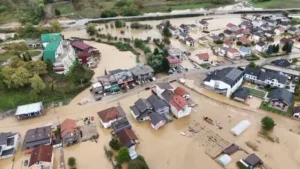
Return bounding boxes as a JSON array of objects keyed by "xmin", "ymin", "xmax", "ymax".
[
  {"xmin": 249, "ymin": 0, "xmax": 300, "ymax": 8},
  {"xmin": 243, "ymin": 86, "xmax": 267, "ymax": 98},
  {"xmin": 0, "ymin": 50, "xmax": 41, "ymax": 62},
  {"xmin": 55, "ymin": 3, "xmax": 74, "ymax": 15}
]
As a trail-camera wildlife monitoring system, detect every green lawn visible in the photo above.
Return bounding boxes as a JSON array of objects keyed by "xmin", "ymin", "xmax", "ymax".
[
  {"xmin": 260, "ymin": 101, "xmax": 293, "ymax": 116},
  {"xmin": 0, "ymin": 51, "xmax": 15, "ymax": 61},
  {"xmin": 55, "ymin": 3, "xmax": 74, "ymax": 15},
  {"xmin": 28, "ymin": 50, "xmax": 41, "ymax": 56},
  {"xmin": 243, "ymin": 87, "xmax": 266, "ymax": 98},
  {"xmin": 249, "ymin": 0, "xmax": 300, "ymax": 8}
]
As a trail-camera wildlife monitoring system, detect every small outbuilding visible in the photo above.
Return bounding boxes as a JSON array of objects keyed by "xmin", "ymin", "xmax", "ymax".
[
  {"xmin": 233, "ymin": 88, "xmax": 249, "ymax": 102},
  {"xmin": 293, "ymin": 106, "xmax": 300, "ymax": 118},
  {"xmin": 222, "ymin": 144, "xmax": 240, "ymax": 155},
  {"xmin": 231, "ymin": 120, "xmax": 251, "ymax": 136},
  {"xmin": 15, "ymin": 102, "xmax": 43, "ymax": 119},
  {"xmin": 244, "ymin": 153, "xmax": 263, "ymax": 167},
  {"xmin": 217, "ymin": 154, "xmax": 232, "ymax": 167}
]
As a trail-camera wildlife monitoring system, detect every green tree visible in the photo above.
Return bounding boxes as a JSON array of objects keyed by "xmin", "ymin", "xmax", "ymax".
[
  {"xmin": 266, "ymin": 45, "xmax": 273, "ymax": 55},
  {"xmin": 1, "ymin": 67, "xmax": 31, "ymax": 88},
  {"xmin": 49, "ymin": 20, "xmax": 62, "ymax": 33},
  {"xmin": 153, "ymin": 48, "xmax": 159, "ymax": 55},
  {"xmin": 162, "ymin": 26, "xmax": 171, "ymax": 37},
  {"xmin": 292, "ymin": 58, "xmax": 298, "ymax": 64},
  {"xmin": 67, "ymin": 60, "xmax": 94, "ymax": 84},
  {"xmin": 43, "ymin": 0, "xmax": 54, "ymax": 4},
  {"xmin": 286, "ymin": 41, "xmax": 293, "ymax": 54},
  {"xmin": 115, "ymin": 20, "xmax": 124, "ymax": 28},
  {"xmin": 116, "ymin": 147, "xmax": 130, "ymax": 163},
  {"xmin": 100, "ymin": 10, "xmax": 118, "ymax": 18},
  {"xmin": 68, "ymin": 157, "xmax": 76, "ymax": 169},
  {"xmin": 25, "ymin": 60, "xmax": 48, "ymax": 75},
  {"xmin": 248, "ymin": 62, "xmax": 259, "ymax": 69},
  {"xmin": 45, "ymin": 59, "xmax": 54, "ymax": 73},
  {"xmin": 261, "ymin": 116, "xmax": 275, "ymax": 131},
  {"xmin": 128, "ymin": 156, "xmax": 149, "ymax": 169},
  {"xmin": 10, "ymin": 42, "xmax": 29, "ymax": 58},
  {"xmin": 55, "ymin": 8, "xmax": 61, "ymax": 16},
  {"xmin": 109, "ymin": 138, "xmax": 121, "ymax": 150},
  {"xmin": 29, "ymin": 74, "xmax": 46, "ymax": 93},
  {"xmin": 162, "ymin": 57, "xmax": 170, "ymax": 73},
  {"xmin": 134, "ymin": 38, "xmax": 144, "ymax": 48},
  {"xmin": 162, "ymin": 37, "xmax": 170, "ymax": 45},
  {"xmin": 274, "ymin": 44, "xmax": 279, "ymax": 53},
  {"xmin": 87, "ymin": 23, "xmax": 97, "ymax": 36}
]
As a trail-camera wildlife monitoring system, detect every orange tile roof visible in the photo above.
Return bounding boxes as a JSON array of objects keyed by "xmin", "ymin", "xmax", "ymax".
[
  {"xmin": 174, "ymin": 87, "xmax": 188, "ymax": 97},
  {"xmin": 170, "ymin": 95, "xmax": 189, "ymax": 111}
]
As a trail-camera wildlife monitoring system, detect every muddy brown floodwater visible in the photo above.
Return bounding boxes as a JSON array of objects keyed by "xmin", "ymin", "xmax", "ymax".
[{"xmin": 1, "ymin": 81, "xmax": 300, "ymax": 169}]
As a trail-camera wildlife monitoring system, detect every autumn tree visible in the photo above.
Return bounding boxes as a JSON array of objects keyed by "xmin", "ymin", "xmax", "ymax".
[{"xmin": 29, "ymin": 74, "xmax": 46, "ymax": 93}]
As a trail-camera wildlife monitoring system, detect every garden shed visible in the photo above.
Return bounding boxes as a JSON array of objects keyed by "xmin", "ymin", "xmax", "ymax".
[
  {"xmin": 217, "ymin": 154, "xmax": 232, "ymax": 167},
  {"xmin": 231, "ymin": 120, "xmax": 251, "ymax": 136}
]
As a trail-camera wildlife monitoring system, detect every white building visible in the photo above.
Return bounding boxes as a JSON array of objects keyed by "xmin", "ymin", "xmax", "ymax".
[
  {"xmin": 155, "ymin": 83, "xmax": 173, "ymax": 99},
  {"xmin": 255, "ymin": 41, "xmax": 268, "ymax": 53},
  {"xmin": 97, "ymin": 106, "xmax": 126, "ymax": 128},
  {"xmin": 0, "ymin": 132, "xmax": 20, "ymax": 159},
  {"xmin": 203, "ymin": 67, "xmax": 244, "ymax": 97},
  {"xmin": 244, "ymin": 67, "xmax": 287, "ymax": 88},
  {"xmin": 227, "ymin": 48, "xmax": 240, "ymax": 59},
  {"xmin": 169, "ymin": 95, "xmax": 192, "ymax": 118},
  {"xmin": 15, "ymin": 102, "xmax": 43, "ymax": 119}
]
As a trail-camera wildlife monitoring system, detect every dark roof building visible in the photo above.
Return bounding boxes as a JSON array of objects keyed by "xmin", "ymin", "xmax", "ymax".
[
  {"xmin": 116, "ymin": 128, "xmax": 138, "ymax": 148},
  {"xmin": 148, "ymin": 113, "xmax": 166, "ymax": 130},
  {"xmin": 22, "ymin": 126, "xmax": 52, "ymax": 151},
  {"xmin": 271, "ymin": 59, "xmax": 291, "ymax": 68},
  {"xmin": 204, "ymin": 67, "xmax": 243, "ymax": 86},
  {"xmin": 71, "ymin": 41, "xmax": 93, "ymax": 52},
  {"xmin": 161, "ymin": 90, "xmax": 175, "ymax": 102},
  {"xmin": 147, "ymin": 95, "xmax": 169, "ymax": 112},
  {"xmin": 222, "ymin": 144, "xmax": 240, "ymax": 155},
  {"xmin": 233, "ymin": 88, "xmax": 249, "ymax": 102},
  {"xmin": 156, "ymin": 83, "xmax": 173, "ymax": 90},
  {"xmin": 269, "ymin": 88, "xmax": 293, "ymax": 106},
  {"xmin": 134, "ymin": 99, "xmax": 152, "ymax": 113},
  {"xmin": 244, "ymin": 154, "xmax": 263, "ymax": 167},
  {"xmin": 112, "ymin": 117, "xmax": 131, "ymax": 133},
  {"xmin": 29, "ymin": 145, "xmax": 53, "ymax": 167}
]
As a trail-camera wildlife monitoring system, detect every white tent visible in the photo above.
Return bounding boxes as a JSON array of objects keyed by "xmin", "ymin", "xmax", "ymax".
[
  {"xmin": 217, "ymin": 154, "xmax": 232, "ymax": 167},
  {"xmin": 231, "ymin": 120, "xmax": 251, "ymax": 136}
]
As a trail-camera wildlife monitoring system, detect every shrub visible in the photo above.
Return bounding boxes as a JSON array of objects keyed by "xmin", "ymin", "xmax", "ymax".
[
  {"xmin": 261, "ymin": 116, "xmax": 275, "ymax": 131},
  {"xmin": 101, "ymin": 10, "xmax": 118, "ymax": 18},
  {"xmin": 68, "ymin": 157, "xmax": 76, "ymax": 169},
  {"xmin": 236, "ymin": 41, "xmax": 242, "ymax": 45},
  {"xmin": 115, "ymin": 20, "xmax": 125, "ymax": 28},
  {"xmin": 109, "ymin": 138, "xmax": 121, "ymax": 150}
]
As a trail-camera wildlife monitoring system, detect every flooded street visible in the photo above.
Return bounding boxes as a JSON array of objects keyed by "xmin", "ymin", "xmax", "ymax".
[{"xmin": 1, "ymin": 80, "xmax": 300, "ymax": 169}]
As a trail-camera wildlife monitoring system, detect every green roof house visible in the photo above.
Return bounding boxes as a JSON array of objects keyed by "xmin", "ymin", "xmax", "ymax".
[
  {"xmin": 41, "ymin": 33, "xmax": 62, "ymax": 63},
  {"xmin": 41, "ymin": 33, "xmax": 76, "ymax": 74}
]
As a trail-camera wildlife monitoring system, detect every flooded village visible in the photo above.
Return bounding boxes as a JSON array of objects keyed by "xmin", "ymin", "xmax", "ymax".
[{"xmin": 1, "ymin": 12, "xmax": 300, "ymax": 169}]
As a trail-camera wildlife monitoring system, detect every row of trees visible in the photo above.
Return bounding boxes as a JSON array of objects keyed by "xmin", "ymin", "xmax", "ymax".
[{"xmin": 266, "ymin": 44, "xmax": 280, "ymax": 55}]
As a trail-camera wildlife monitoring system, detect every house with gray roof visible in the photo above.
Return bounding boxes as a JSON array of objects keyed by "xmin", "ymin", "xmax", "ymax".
[
  {"xmin": 0, "ymin": 132, "xmax": 20, "ymax": 159},
  {"xmin": 147, "ymin": 95, "xmax": 169, "ymax": 116},
  {"xmin": 244, "ymin": 67, "xmax": 287, "ymax": 88},
  {"xmin": 130, "ymin": 98, "xmax": 166, "ymax": 130},
  {"xmin": 203, "ymin": 67, "xmax": 244, "ymax": 97},
  {"xmin": 268, "ymin": 88, "xmax": 293, "ymax": 112},
  {"xmin": 130, "ymin": 99, "xmax": 153, "ymax": 122},
  {"xmin": 22, "ymin": 126, "xmax": 52, "ymax": 153},
  {"xmin": 129, "ymin": 64, "xmax": 154, "ymax": 83},
  {"xmin": 233, "ymin": 88, "xmax": 249, "ymax": 102}
]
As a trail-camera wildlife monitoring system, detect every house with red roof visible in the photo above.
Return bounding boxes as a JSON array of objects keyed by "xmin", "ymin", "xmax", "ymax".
[
  {"xmin": 223, "ymin": 40, "xmax": 233, "ymax": 48},
  {"xmin": 238, "ymin": 37, "xmax": 251, "ymax": 45},
  {"xmin": 167, "ymin": 56, "xmax": 181, "ymax": 67},
  {"xmin": 227, "ymin": 47, "xmax": 240, "ymax": 59},
  {"xmin": 196, "ymin": 53, "xmax": 210, "ymax": 64},
  {"xmin": 97, "ymin": 106, "xmax": 126, "ymax": 128},
  {"xmin": 29, "ymin": 145, "xmax": 54, "ymax": 169},
  {"xmin": 71, "ymin": 41, "xmax": 94, "ymax": 53},
  {"xmin": 226, "ymin": 23, "xmax": 238, "ymax": 32},
  {"xmin": 174, "ymin": 87, "xmax": 190, "ymax": 100},
  {"xmin": 77, "ymin": 52, "xmax": 92, "ymax": 65},
  {"xmin": 60, "ymin": 118, "xmax": 80, "ymax": 146},
  {"xmin": 169, "ymin": 95, "xmax": 192, "ymax": 118}
]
